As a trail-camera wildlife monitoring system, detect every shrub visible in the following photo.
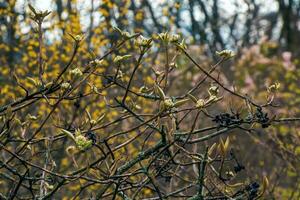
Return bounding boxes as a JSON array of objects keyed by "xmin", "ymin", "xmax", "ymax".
[{"xmin": 0, "ymin": 4, "xmax": 299, "ymax": 200}]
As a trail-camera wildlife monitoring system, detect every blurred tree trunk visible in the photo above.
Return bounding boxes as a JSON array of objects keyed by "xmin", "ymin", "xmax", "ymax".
[
  {"xmin": 188, "ymin": 0, "xmax": 200, "ymax": 41},
  {"xmin": 144, "ymin": 0, "xmax": 163, "ymax": 33},
  {"xmin": 86, "ymin": 0, "xmax": 94, "ymax": 49},
  {"xmin": 211, "ymin": 0, "xmax": 224, "ymax": 50},
  {"xmin": 277, "ymin": 0, "xmax": 300, "ymax": 51},
  {"xmin": 55, "ymin": 0, "xmax": 63, "ymax": 22},
  {"xmin": 197, "ymin": 0, "xmax": 209, "ymax": 45},
  {"xmin": 5, "ymin": 1, "xmax": 17, "ymax": 73},
  {"xmin": 242, "ymin": 0, "xmax": 259, "ymax": 47}
]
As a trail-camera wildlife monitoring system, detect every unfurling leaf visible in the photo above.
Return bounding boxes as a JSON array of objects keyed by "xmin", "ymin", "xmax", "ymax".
[
  {"xmin": 216, "ymin": 50, "xmax": 235, "ymax": 59},
  {"xmin": 61, "ymin": 129, "xmax": 76, "ymax": 142},
  {"xmin": 174, "ymin": 99, "xmax": 189, "ymax": 108},
  {"xmin": 219, "ymin": 139, "xmax": 225, "ymax": 157},
  {"xmin": 219, "ymin": 137, "xmax": 230, "ymax": 157},
  {"xmin": 170, "ymin": 34, "xmax": 180, "ymax": 43},
  {"xmin": 187, "ymin": 93, "xmax": 198, "ymax": 103},
  {"xmin": 208, "ymin": 85, "xmax": 219, "ymax": 96},
  {"xmin": 27, "ymin": 77, "xmax": 42, "ymax": 87},
  {"xmin": 267, "ymin": 81, "xmax": 281, "ymax": 93},
  {"xmin": 208, "ymin": 143, "xmax": 217, "ymax": 156},
  {"xmin": 66, "ymin": 145, "xmax": 77, "ymax": 156},
  {"xmin": 154, "ymin": 84, "xmax": 166, "ymax": 100},
  {"xmin": 28, "ymin": 4, "xmax": 37, "ymax": 15},
  {"xmin": 262, "ymin": 176, "xmax": 269, "ymax": 194},
  {"xmin": 27, "ymin": 114, "xmax": 38, "ymax": 121},
  {"xmin": 113, "ymin": 55, "xmax": 132, "ymax": 63},
  {"xmin": 5, "ymin": 105, "xmax": 13, "ymax": 119},
  {"xmin": 224, "ymin": 137, "xmax": 230, "ymax": 153},
  {"xmin": 135, "ymin": 35, "xmax": 152, "ymax": 48}
]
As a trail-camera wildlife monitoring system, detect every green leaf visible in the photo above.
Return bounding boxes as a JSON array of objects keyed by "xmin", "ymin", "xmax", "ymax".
[{"xmin": 61, "ymin": 129, "xmax": 76, "ymax": 142}]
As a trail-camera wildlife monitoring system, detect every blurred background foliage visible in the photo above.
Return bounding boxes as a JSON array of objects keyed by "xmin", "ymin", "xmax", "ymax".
[{"xmin": 0, "ymin": 0, "xmax": 300, "ymax": 199}]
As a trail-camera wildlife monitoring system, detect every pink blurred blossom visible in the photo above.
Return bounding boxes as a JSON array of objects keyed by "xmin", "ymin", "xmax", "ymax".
[{"xmin": 282, "ymin": 51, "xmax": 295, "ymax": 71}]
